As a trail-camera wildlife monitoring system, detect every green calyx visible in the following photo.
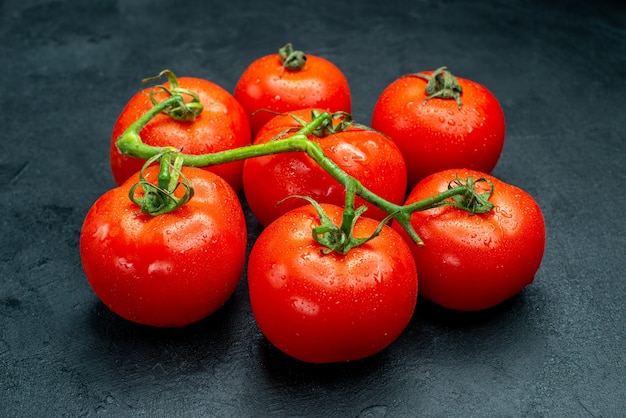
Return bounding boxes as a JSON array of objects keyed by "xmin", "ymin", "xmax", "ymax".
[
  {"xmin": 128, "ymin": 151, "xmax": 194, "ymax": 216},
  {"xmin": 290, "ymin": 109, "xmax": 350, "ymax": 137},
  {"xmin": 414, "ymin": 66, "xmax": 464, "ymax": 109},
  {"xmin": 433, "ymin": 175, "xmax": 494, "ymax": 213},
  {"xmin": 287, "ymin": 181, "xmax": 397, "ymax": 255},
  {"xmin": 269, "ymin": 109, "xmax": 375, "ymax": 141},
  {"xmin": 278, "ymin": 43, "xmax": 307, "ymax": 72},
  {"xmin": 142, "ymin": 69, "xmax": 203, "ymax": 122}
]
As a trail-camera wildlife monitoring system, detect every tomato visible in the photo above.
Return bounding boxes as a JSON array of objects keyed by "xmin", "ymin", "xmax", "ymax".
[
  {"xmin": 247, "ymin": 203, "xmax": 418, "ymax": 363},
  {"xmin": 394, "ymin": 168, "xmax": 545, "ymax": 311},
  {"xmin": 80, "ymin": 166, "xmax": 247, "ymax": 327},
  {"xmin": 243, "ymin": 108, "xmax": 407, "ymax": 226},
  {"xmin": 372, "ymin": 67, "xmax": 505, "ymax": 189},
  {"xmin": 110, "ymin": 76, "xmax": 251, "ymax": 192},
  {"xmin": 234, "ymin": 44, "xmax": 351, "ymax": 135}
]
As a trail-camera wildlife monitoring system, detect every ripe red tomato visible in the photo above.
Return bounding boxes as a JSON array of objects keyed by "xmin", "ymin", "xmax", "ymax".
[
  {"xmin": 243, "ymin": 108, "xmax": 407, "ymax": 226},
  {"xmin": 372, "ymin": 67, "xmax": 505, "ymax": 189},
  {"xmin": 110, "ymin": 76, "xmax": 251, "ymax": 192},
  {"xmin": 80, "ymin": 166, "xmax": 247, "ymax": 327},
  {"xmin": 394, "ymin": 168, "xmax": 545, "ymax": 311},
  {"xmin": 248, "ymin": 203, "xmax": 418, "ymax": 363},
  {"xmin": 234, "ymin": 44, "xmax": 351, "ymax": 135}
]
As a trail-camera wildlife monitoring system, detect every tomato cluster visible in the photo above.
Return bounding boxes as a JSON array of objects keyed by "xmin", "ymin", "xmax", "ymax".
[{"xmin": 80, "ymin": 44, "xmax": 545, "ymax": 364}]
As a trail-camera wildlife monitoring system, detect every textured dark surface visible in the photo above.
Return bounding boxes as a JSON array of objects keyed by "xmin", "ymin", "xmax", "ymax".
[{"xmin": 1, "ymin": 0, "xmax": 625, "ymax": 416}]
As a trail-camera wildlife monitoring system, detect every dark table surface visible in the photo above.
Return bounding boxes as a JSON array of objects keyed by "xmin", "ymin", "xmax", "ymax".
[{"xmin": 1, "ymin": 0, "xmax": 625, "ymax": 416}]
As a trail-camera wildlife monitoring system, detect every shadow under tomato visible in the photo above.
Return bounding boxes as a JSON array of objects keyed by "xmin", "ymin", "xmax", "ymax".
[
  {"xmin": 415, "ymin": 294, "xmax": 523, "ymax": 327},
  {"xmin": 256, "ymin": 335, "xmax": 387, "ymax": 386},
  {"xmin": 396, "ymin": 290, "xmax": 541, "ymax": 363},
  {"xmin": 86, "ymin": 287, "xmax": 247, "ymax": 367},
  {"xmin": 414, "ymin": 292, "xmax": 527, "ymax": 329}
]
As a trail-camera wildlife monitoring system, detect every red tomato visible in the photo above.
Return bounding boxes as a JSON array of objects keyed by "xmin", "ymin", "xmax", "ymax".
[
  {"xmin": 243, "ymin": 108, "xmax": 407, "ymax": 226},
  {"xmin": 394, "ymin": 168, "xmax": 545, "ymax": 311},
  {"xmin": 80, "ymin": 166, "xmax": 247, "ymax": 327},
  {"xmin": 234, "ymin": 44, "xmax": 351, "ymax": 135},
  {"xmin": 248, "ymin": 203, "xmax": 418, "ymax": 363},
  {"xmin": 372, "ymin": 68, "xmax": 505, "ymax": 189},
  {"xmin": 110, "ymin": 77, "xmax": 251, "ymax": 192}
]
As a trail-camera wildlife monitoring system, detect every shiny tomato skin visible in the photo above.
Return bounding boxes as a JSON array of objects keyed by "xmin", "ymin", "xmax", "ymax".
[
  {"xmin": 394, "ymin": 168, "xmax": 545, "ymax": 311},
  {"xmin": 372, "ymin": 72, "xmax": 505, "ymax": 189},
  {"xmin": 243, "ymin": 108, "xmax": 407, "ymax": 226},
  {"xmin": 248, "ymin": 203, "xmax": 418, "ymax": 363},
  {"xmin": 80, "ymin": 166, "xmax": 247, "ymax": 327},
  {"xmin": 234, "ymin": 53, "xmax": 351, "ymax": 135},
  {"xmin": 110, "ymin": 77, "xmax": 251, "ymax": 192}
]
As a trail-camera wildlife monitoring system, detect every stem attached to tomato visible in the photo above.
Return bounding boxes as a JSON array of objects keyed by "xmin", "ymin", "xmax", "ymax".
[
  {"xmin": 278, "ymin": 43, "xmax": 307, "ymax": 72},
  {"xmin": 129, "ymin": 151, "xmax": 194, "ymax": 216},
  {"xmin": 115, "ymin": 73, "xmax": 494, "ymax": 247},
  {"xmin": 414, "ymin": 66, "xmax": 464, "ymax": 109},
  {"xmin": 290, "ymin": 180, "xmax": 398, "ymax": 254}
]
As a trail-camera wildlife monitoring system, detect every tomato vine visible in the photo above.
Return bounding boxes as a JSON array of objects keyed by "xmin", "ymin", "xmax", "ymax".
[{"xmin": 114, "ymin": 70, "xmax": 496, "ymax": 251}]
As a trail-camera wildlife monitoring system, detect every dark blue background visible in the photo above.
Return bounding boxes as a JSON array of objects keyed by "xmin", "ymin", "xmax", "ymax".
[{"xmin": 1, "ymin": 0, "xmax": 624, "ymax": 416}]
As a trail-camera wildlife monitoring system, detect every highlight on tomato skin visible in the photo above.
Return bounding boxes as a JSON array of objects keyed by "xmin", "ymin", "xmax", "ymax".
[
  {"xmin": 79, "ymin": 166, "xmax": 248, "ymax": 328},
  {"xmin": 393, "ymin": 168, "xmax": 546, "ymax": 312},
  {"xmin": 247, "ymin": 203, "xmax": 418, "ymax": 364}
]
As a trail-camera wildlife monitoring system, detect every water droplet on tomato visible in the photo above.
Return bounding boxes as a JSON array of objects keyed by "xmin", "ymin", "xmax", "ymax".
[
  {"xmin": 291, "ymin": 296, "xmax": 320, "ymax": 317},
  {"xmin": 300, "ymin": 252, "xmax": 311, "ymax": 261},
  {"xmin": 148, "ymin": 260, "xmax": 173, "ymax": 275},
  {"xmin": 93, "ymin": 224, "xmax": 110, "ymax": 242},
  {"xmin": 269, "ymin": 264, "xmax": 288, "ymax": 289},
  {"xmin": 115, "ymin": 257, "xmax": 135, "ymax": 272}
]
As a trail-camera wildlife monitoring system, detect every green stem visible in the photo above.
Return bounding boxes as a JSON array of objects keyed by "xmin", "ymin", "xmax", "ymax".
[{"xmin": 116, "ymin": 96, "xmax": 183, "ymax": 159}]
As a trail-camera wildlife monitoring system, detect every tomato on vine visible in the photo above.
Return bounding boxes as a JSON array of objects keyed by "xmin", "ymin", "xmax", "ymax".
[
  {"xmin": 372, "ymin": 67, "xmax": 505, "ymax": 189},
  {"xmin": 247, "ymin": 198, "xmax": 417, "ymax": 364},
  {"xmin": 394, "ymin": 168, "xmax": 545, "ymax": 311},
  {"xmin": 80, "ymin": 154, "xmax": 247, "ymax": 327},
  {"xmin": 110, "ymin": 70, "xmax": 251, "ymax": 192},
  {"xmin": 234, "ymin": 43, "xmax": 351, "ymax": 135},
  {"xmin": 243, "ymin": 108, "xmax": 407, "ymax": 226}
]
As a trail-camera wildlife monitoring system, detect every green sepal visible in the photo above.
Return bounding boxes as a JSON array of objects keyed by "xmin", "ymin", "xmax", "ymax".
[
  {"xmin": 142, "ymin": 69, "xmax": 203, "ymax": 122},
  {"xmin": 282, "ymin": 195, "xmax": 395, "ymax": 255},
  {"xmin": 414, "ymin": 66, "xmax": 464, "ymax": 109},
  {"xmin": 434, "ymin": 175, "xmax": 495, "ymax": 214},
  {"xmin": 128, "ymin": 151, "xmax": 194, "ymax": 216}
]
